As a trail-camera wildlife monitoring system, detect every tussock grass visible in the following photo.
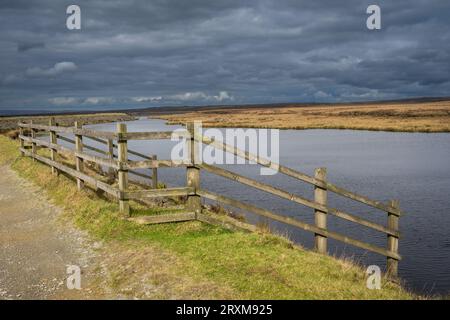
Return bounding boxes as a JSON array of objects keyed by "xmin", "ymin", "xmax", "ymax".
[
  {"xmin": 156, "ymin": 101, "xmax": 450, "ymax": 133},
  {"xmin": 0, "ymin": 135, "xmax": 417, "ymax": 299}
]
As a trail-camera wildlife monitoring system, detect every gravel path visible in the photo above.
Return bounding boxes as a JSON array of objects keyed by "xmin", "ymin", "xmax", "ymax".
[
  {"xmin": 0, "ymin": 162, "xmax": 235, "ymax": 300},
  {"xmin": 0, "ymin": 165, "xmax": 105, "ymax": 299}
]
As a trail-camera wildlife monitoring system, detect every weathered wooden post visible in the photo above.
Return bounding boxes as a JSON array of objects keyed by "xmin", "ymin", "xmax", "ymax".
[
  {"xmin": 107, "ymin": 138, "xmax": 115, "ymax": 178},
  {"xmin": 152, "ymin": 154, "xmax": 158, "ymax": 189},
  {"xmin": 186, "ymin": 122, "xmax": 201, "ymax": 214},
  {"xmin": 49, "ymin": 118, "xmax": 58, "ymax": 176},
  {"xmin": 19, "ymin": 125, "xmax": 24, "ymax": 156},
  {"xmin": 314, "ymin": 167, "xmax": 328, "ymax": 254},
  {"xmin": 74, "ymin": 121, "xmax": 84, "ymax": 190},
  {"xmin": 107, "ymin": 139, "xmax": 114, "ymax": 158},
  {"xmin": 117, "ymin": 123, "xmax": 130, "ymax": 217},
  {"xmin": 30, "ymin": 120, "xmax": 36, "ymax": 162},
  {"xmin": 387, "ymin": 200, "xmax": 400, "ymax": 277}
]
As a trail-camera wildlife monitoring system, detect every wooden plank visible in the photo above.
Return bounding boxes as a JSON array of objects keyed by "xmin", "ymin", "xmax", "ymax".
[
  {"xmin": 197, "ymin": 212, "xmax": 257, "ymax": 233},
  {"xmin": 21, "ymin": 135, "xmax": 125, "ymax": 171},
  {"xmin": 128, "ymin": 212, "xmax": 196, "ymax": 225},
  {"xmin": 198, "ymin": 134, "xmax": 401, "ymax": 216},
  {"xmin": 74, "ymin": 152, "xmax": 120, "ymax": 169},
  {"xmin": 84, "ymin": 144, "xmax": 109, "ymax": 156},
  {"xmin": 37, "ymin": 134, "xmax": 131, "ymax": 169},
  {"xmin": 199, "ymin": 163, "xmax": 325, "ymax": 211},
  {"xmin": 126, "ymin": 159, "xmax": 186, "ymax": 170},
  {"xmin": 124, "ymin": 131, "xmax": 174, "ymax": 140},
  {"xmin": 56, "ymin": 134, "xmax": 75, "ymax": 144},
  {"xmin": 84, "ymin": 135, "xmax": 108, "ymax": 145},
  {"xmin": 125, "ymin": 187, "xmax": 194, "ymax": 200},
  {"xmin": 21, "ymin": 135, "xmax": 71, "ymax": 155},
  {"xmin": 328, "ymin": 208, "xmax": 399, "ymax": 237},
  {"xmin": 129, "ymin": 149, "xmax": 152, "ymax": 160},
  {"xmin": 199, "ymin": 163, "xmax": 398, "ymax": 237},
  {"xmin": 23, "ymin": 135, "xmax": 118, "ymax": 169},
  {"xmin": 129, "ymin": 169, "xmax": 152, "ymax": 180},
  {"xmin": 84, "ymin": 135, "xmax": 152, "ymax": 160},
  {"xmin": 73, "ymin": 128, "xmax": 117, "ymax": 140},
  {"xmin": 20, "ymin": 148, "xmax": 119, "ymax": 198},
  {"xmin": 18, "ymin": 123, "xmax": 118, "ymax": 140},
  {"xmin": 199, "ymin": 134, "xmax": 312, "ymax": 181},
  {"xmin": 314, "ymin": 168, "xmax": 327, "ymax": 254},
  {"xmin": 57, "ymin": 135, "xmax": 110, "ymax": 156},
  {"xmin": 19, "ymin": 123, "xmax": 72, "ymax": 133},
  {"xmin": 325, "ymin": 182, "xmax": 401, "ymax": 216},
  {"xmin": 197, "ymin": 189, "xmax": 401, "ymax": 260}
]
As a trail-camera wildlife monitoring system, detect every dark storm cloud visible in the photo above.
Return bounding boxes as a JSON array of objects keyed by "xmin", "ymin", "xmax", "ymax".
[
  {"xmin": 0, "ymin": 0, "xmax": 449, "ymax": 111},
  {"xmin": 17, "ymin": 41, "xmax": 45, "ymax": 52}
]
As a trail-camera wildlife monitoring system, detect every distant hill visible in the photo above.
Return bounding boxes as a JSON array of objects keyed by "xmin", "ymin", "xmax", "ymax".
[
  {"xmin": 1, "ymin": 96, "xmax": 450, "ymax": 117},
  {"xmin": 125, "ymin": 96, "xmax": 450, "ymax": 116}
]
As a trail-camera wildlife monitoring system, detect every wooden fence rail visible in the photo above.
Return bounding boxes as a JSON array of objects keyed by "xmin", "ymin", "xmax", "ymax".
[{"xmin": 18, "ymin": 120, "xmax": 401, "ymax": 277}]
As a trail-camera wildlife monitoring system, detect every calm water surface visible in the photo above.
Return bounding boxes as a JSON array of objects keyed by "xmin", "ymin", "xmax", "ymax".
[{"xmin": 86, "ymin": 118, "xmax": 450, "ymax": 295}]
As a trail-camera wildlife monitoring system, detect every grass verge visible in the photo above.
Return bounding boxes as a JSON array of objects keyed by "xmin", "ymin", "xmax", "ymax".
[{"xmin": 0, "ymin": 135, "xmax": 416, "ymax": 299}]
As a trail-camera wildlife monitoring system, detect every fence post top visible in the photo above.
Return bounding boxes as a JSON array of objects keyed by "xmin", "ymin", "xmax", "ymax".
[
  {"xmin": 390, "ymin": 199, "xmax": 400, "ymax": 209},
  {"xmin": 186, "ymin": 122, "xmax": 194, "ymax": 130},
  {"xmin": 315, "ymin": 167, "xmax": 327, "ymax": 176},
  {"xmin": 117, "ymin": 123, "xmax": 127, "ymax": 132}
]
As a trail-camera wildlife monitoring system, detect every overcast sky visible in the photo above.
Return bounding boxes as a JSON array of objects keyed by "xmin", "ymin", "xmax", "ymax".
[{"xmin": 1, "ymin": 0, "xmax": 449, "ymax": 112}]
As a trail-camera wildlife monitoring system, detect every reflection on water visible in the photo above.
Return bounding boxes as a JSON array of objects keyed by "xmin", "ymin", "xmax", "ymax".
[{"xmin": 85, "ymin": 118, "xmax": 450, "ymax": 295}]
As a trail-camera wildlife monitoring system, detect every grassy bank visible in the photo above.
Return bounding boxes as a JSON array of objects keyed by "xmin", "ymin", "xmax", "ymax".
[
  {"xmin": 0, "ymin": 135, "xmax": 416, "ymax": 299},
  {"xmin": 154, "ymin": 100, "xmax": 450, "ymax": 133},
  {"xmin": 0, "ymin": 112, "xmax": 135, "ymax": 134}
]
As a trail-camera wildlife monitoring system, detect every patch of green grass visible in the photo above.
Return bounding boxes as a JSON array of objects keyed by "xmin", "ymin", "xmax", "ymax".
[
  {"xmin": 0, "ymin": 136, "xmax": 19, "ymax": 164},
  {"xmin": 0, "ymin": 135, "xmax": 417, "ymax": 299}
]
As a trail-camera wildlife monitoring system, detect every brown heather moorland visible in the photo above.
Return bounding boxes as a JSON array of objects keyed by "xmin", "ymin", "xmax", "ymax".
[{"xmin": 153, "ymin": 100, "xmax": 450, "ymax": 132}]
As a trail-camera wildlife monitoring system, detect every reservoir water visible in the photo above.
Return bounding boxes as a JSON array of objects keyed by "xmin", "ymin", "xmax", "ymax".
[{"xmin": 86, "ymin": 118, "xmax": 450, "ymax": 295}]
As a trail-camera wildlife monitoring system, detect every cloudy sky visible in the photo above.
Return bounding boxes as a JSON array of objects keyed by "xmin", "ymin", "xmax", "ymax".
[{"xmin": 1, "ymin": 0, "xmax": 449, "ymax": 112}]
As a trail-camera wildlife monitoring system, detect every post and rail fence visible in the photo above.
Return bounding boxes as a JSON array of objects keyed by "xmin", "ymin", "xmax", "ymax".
[{"xmin": 17, "ymin": 119, "xmax": 402, "ymax": 277}]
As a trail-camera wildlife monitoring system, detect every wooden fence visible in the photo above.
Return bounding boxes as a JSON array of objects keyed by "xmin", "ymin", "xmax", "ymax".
[{"xmin": 18, "ymin": 120, "xmax": 402, "ymax": 277}]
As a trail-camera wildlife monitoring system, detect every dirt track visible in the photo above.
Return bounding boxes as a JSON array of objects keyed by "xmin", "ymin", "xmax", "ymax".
[
  {"xmin": 0, "ymin": 164, "xmax": 106, "ymax": 299},
  {"xmin": 0, "ymin": 162, "xmax": 234, "ymax": 300}
]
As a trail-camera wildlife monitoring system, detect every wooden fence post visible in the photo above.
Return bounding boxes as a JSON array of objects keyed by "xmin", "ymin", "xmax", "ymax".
[
  {"xmin": 314, "ymin": 167, "xmax": 328, "ymax": 254},
  {"xmin": 49, "ymin": 118, "xmax": 58, "ymax": 176},
  {"xmin": 117, "ymin": 123, "xmax": 130, "ymax": 217},
  {"xmin": 107, "ymin": 139, "xmax": 114, "ymax": 158},
  {"xmin": 19, "ymin": 126, "xmax": 24, "ymax": 156},
  {"xmin": 152, "ymin": 154, "xmax": 158, "ymax": 189},
  {"xmin": 107, "ymin": 138, "xmax": 115, "ymax": 178},
  {"xmin": 74, "ymin": 121, "xmax": 84, "ymax": 190},
  {"xmin": 186, "ymin": 123, "xmax": 201, "ymax": 214},
  {"xmin": 30, "ymin": 120, "xmax": 36, "ymax": 162},
  {"xmin": 387, "ymin": 200, "xmax": 400, "ymax": 277}
]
